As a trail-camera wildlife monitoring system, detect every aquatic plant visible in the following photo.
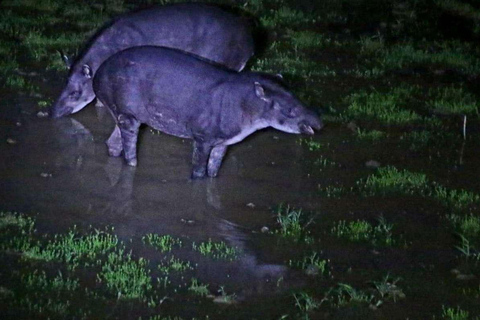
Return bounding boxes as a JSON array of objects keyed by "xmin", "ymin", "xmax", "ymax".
[
  {"xmin": 0, "ymin": 211, "xmax": 35, "ymax": 232},
  {"xmin": 290, "ymin": 252, "xmax": 330, "ymax": 276},
  {"xmin": 22, "ymin": 227, "xmax": 119, "ymax": 270},
  {"xmin": 98, "ymin": 249, "xmax": 152, "ymax": 300},
  {"xmin": 192, "ymin": 239, "xmax": 239, "ymax": 261},
  {"xmin": 275, "ymin": 204, "xmax": 314, "ymax": 243},
  {"xmin": 293, "ymin": 292, "xmax": 321, "ymax": 313},
  {"xmin": 331, "ymin": 216, "xmax": 395, "ymax": 246},
  {"xmin": 188, "ymin": 278, "xmax": 209, "ymax": 297},
  {"xmin": 158, "ymin": 256, "xmax": 193, "ymax": 274},
  {"xmin": 372, "ymin": 274, "xmax": 405, "ymax": 302},
  {"xmin": 334, "ymin": 283, "xmax": 374, "ymax": 306},
  {"xmin": 143, "ymin": 234, "xmax": 182, "ymax": 253},
  {"xmin": 361, "ymin": 166, "xmax": 429, "ymax": 195}
]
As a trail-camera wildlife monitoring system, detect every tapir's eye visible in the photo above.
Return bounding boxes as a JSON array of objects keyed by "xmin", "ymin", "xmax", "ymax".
[
  {"xmin": 281, "ymin": 107, "xmax": 297, "ymax": 118},
  {"xmin": 68, "ymin": 91, "xmax": 81, "ymax": 100}
]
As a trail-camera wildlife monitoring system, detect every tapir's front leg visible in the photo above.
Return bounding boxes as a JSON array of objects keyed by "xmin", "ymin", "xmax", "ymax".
[
  {"xmin": 207, "ymin": 145, "xmax": 227, "ymax": 178},
  {"xmin": 117, "ymin": 113, "xmax": 140, "ymax": 167},
  {"xmin": 191, "ymin": 140, "xmax": 213, "ymax": 179}
]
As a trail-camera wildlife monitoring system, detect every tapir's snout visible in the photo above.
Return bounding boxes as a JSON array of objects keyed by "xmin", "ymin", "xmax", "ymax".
[
  {"xmin": 50, "ymin": 102, "xmax": 72, "ymax": 119},
  {"xmin": 299, "ymin": 111, "xmax": 323, "ymax": 135}
]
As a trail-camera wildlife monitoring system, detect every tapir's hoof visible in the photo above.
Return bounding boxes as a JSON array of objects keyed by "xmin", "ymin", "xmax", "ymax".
[{"xmin": 126, "ymin": 158, "xmax": 138, "ymax": 167}]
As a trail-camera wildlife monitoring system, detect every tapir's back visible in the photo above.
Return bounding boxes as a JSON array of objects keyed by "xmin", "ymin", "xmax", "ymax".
[
  {"xmin": 78, "ymin": 3, "xmax": 254, "ymax": 72},
  {"xmin": 93, "ymin": 46, "xmax": 239, "ymax": 136}
]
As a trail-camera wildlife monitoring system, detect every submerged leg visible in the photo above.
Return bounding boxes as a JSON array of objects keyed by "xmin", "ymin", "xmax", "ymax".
[
  {"xmin": 191, "ymin": 140, "xmax": 213, "ymax": 179},
  {"xmin": 106, "ymin": 125, "xmax": 123, "ymax": 157},
  {"xmin": 118, "ymin": 113, "xmax": 140, "ymax": 167},
  {"xmin": 207, "ymin": 145, "xmax": 227, "ymax": 178}
]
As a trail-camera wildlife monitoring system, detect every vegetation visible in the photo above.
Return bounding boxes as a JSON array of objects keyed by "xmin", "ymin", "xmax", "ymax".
[
  {"xmin": 274, "ymin": 204, "xmax": 314, "ymax": 243},
  {"xmin": 2, "ymin": 0, "xmax": 480, "ymax": 318},
  {"xmin": 192, "ymin": 239, "xmax": 240, "ymax": 261},
  {"xmin": 143, "ymin": 234, "xmax": 182, "ymax": 253},
  {"xmin": 331, "ymin": 216, "xmax": 395, "ymax": 246}
]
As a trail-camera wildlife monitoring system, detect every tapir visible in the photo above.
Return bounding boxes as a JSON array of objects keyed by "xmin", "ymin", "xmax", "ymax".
[
  {"xmin": 93, "ymin": 46, "xmax": 322, "ymax": 179},
  {"xmin": 50, "ymin": 3, "xmax": 255, "ymax": 118}
]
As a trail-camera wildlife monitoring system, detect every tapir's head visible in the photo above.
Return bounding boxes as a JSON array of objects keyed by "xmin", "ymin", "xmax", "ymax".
[
  {"xmin": 253, "ymin": 78, "xmax": 323, "ymax": 135},
  {"xmin": 50, "ymin": 64, "xmax": 95, "ymax": 118}
]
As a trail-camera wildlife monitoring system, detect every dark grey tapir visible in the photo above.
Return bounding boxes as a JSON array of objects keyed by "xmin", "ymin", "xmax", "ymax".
[
  {"xmin": 50, "ymin": 3, "xmax": 254, "ymax": 118},
  {"xmin": 93, "ymin": 46, "xmax": 323, "ymax": 179}
]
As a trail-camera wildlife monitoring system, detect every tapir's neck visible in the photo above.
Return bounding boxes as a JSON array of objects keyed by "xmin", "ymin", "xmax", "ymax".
[{"xmin": 222, "ymin": 118, "xmax": 270, "ymax": 146}]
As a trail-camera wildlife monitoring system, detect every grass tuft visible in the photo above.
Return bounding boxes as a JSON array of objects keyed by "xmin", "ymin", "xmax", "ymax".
[
  {"xmin": 192, "ymin": 239, "xmax": 239, "ymax": 261},
  {"xmin": 143, "ymin": 234, "xmax": 182, "ymax": 252},
  {"xmin": 98, "ymin": 249, "xmax": 152, "ymax": 300},
  {"xmin": 275, "ymin": 204, "xmax": 314, "ymax": 243}
]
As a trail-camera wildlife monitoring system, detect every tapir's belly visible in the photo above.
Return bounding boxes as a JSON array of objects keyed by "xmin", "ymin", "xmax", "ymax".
[{"xmin": 145, "ymin": 107, "xmax": 192, "ymax": 139}]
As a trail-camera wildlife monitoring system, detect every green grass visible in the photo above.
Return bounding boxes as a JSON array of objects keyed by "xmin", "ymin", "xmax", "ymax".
[
  {"xmin": 372, "ymin": 274, "xmax": 405, "ymax": 302},
  {"xmin": 343, "ymin": 86, "xmax": 423, "ymax": 125},
  {"xmin": 143, "ymin": 234, "xmax": 182, "ymax": 253},
  {"xmin": 447, "ymin": 214, "xmax": 480, "ymax": 240},
  {"xmin": 293, "ymin": 292, "xmax": 321, "ymax": 313},
  {"xmin": 158, "ymin": 256, "xmax": 193, "ymax": 274},
  {"xmin": 435, "ymin": 0, "xmax": 480, "ymax": 21},
  {"xmin": 274, "ymin": 204, "xmax": 314, "ymax": 243},
  {"xmin": 286, "ymin": 30, "xmax": 329, "ymax": 49},
  {"xmin": 251, "ymin": 40, "xmax": 337, "ymax": 77},
  {"xmin": 98, "ymin": 249, "xmax": 152, "ymax": 300},
  {"xmin": 0, "ymin": 211, "xmax": 35, "ymax": 232},
  {"xmin": 442, "ymin": 305, "xmax": 471, "ymax": 320},
  {"xmin": 361, "ymin": 40, "xmax": 480, "ymax": 75},
  {"xmin": 11, "ymin": 268, "xmax": 87, "ymax": 318},
  {"xmin": 188, "ymin": 278, "xmax": 209, "ymax": 297},
  {"xmin": 359, "ymin": 166, "xmax": 480, "ymax": 210},
  {"xmin": 290, "ymin": 252, "xmax": 330, "ymax": 276},
  {"xmin": 320, "ymin": 185, "xmax": 348, "ymax": 198},
  {"xmin": 361, "ymin": 166, "xmax": 429, "ymax": 195},
  {"xmin": 427, "ymin": 86, "xmax": 479, "ymax": 115},
  {"xmin": 433, "ymin": 184, "xmax": 480, "ymax": 209},
  {"xmin": 333, "ymin": 283, "xmax": 374, "ymax": 307},
  {"xmin": 21, "ymin": 270, "xmax": 79, "ymax": 292},
  {"xmin": 260, "ymin": 6, "xmax": 316, "ymax": 28},
  {"xmin": 356, "ymin": 128, "xmax": 387, "ymax": 141},
  {"xmin": 192, "ymin": 239, "xmax": 239, "ymax": 261},
  {"xmin": 331, "ymin": 216, "xmax": 395, "ymax": 246},
  {"xmin": 298, "ymin": 138, "xmax": 323, "ymax": 151},
  {"xmin": 455, "ymin": 234, "xmax": 480, "ymax": 261},
  {"xmin": 21, "ymin": 227, "xmax": 119, "ymax": 270},
  {"xmin": 216, "ymin": 286, "xmax": 237, "ymax": 304}
]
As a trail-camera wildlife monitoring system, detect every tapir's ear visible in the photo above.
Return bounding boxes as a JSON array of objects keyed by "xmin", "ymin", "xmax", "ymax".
[
  {"xmin": 82, "ymin": 64, "xmax": 92, "ymax": 79},
  {"xmin": 254, "ymin": 82, "xmax": 270, "ymax": 102}
]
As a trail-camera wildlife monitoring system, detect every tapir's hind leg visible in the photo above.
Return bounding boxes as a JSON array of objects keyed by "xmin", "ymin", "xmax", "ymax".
[
  {"xmin": 106, "ymin": 125, "xmax": 123, "ymax": 157},
  {"xmin": 207, "ymin": 145, "xmax": 227, "ymax": 178},
  {"xmin": 117, "ymin": 113, "xmax": 141, "ymax": 167},
  {"xmin": 191, "ymin": 140, "xmax": 213, "ymax": 179}
]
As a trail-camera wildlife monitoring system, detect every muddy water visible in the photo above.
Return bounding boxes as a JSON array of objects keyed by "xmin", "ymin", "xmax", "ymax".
[
  {"xmin": 2, "ymin": 88, "xmax": 480, "ymax": 318},
  {"xmin": 0, "ymin": 97, "xmax": 320, "ymax": 304}
]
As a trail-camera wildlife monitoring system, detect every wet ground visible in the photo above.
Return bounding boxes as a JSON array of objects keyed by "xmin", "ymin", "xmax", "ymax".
[{"xmin": 2, "ymin": 0, "xmax": 480, "ymax": 319}]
